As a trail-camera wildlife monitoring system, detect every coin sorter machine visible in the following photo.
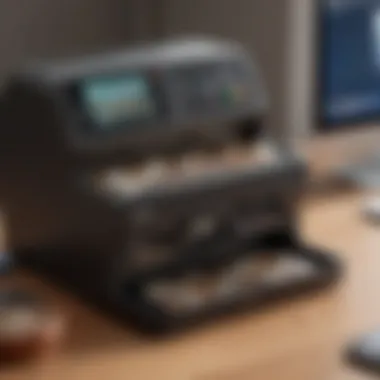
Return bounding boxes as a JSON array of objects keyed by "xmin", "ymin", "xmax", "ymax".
[{"xmin": 0, "ymin": 38, "xmax": 340, "ymax": 333}]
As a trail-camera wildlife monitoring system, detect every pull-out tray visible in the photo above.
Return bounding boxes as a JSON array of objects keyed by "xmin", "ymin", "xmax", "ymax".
[{"xmin": 119, "ymin": 236, "xmax": 341, "ymax": 334}]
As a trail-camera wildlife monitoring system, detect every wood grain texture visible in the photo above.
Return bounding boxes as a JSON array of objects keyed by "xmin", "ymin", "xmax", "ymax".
[{"xmin": 0, "ymin": 190, "xmax": 377, "ymax": 380}]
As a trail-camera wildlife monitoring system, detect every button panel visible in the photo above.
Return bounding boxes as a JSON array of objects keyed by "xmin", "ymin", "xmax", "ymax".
[{"xmin": 167, "ymin": 62, "xmax": 251, "ymax": 117}]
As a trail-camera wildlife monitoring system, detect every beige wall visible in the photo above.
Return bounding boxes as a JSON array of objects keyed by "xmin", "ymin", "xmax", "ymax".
[
  {"xmin": 286, "ymin": 0, "xmax": 317, "ymax": 139},
  {"xmin": 0, "ymin": 0, "xmax": 154, "ymax": 84}
]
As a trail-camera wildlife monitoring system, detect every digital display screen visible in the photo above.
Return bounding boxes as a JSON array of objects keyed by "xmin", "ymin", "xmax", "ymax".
[
  {"xmin": 81, "ymin": 75, "xmax": 156, "ymax": 127},
  {"xmin": 320, "ymin": 0, "xmax": 380, "ymax": 127}
]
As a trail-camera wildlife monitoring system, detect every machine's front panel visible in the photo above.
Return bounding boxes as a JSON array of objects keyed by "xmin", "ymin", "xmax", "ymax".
[{"xmin": 125, "ymin": 187, "xmax": 294, "ymax": 271}]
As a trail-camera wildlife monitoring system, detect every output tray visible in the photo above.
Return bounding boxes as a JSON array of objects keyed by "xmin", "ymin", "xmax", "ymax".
[{"xmin": 119, "ymin": 236, "xmax": 341, "ymax": 334}]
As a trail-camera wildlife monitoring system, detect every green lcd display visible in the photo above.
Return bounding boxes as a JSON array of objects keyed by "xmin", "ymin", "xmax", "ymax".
[{"xmin": 81, "ymin": 75, "xmax": 156, "ymax": 127}]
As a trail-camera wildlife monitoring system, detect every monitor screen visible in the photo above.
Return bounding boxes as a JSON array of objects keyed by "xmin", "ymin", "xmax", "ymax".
[
  {"xmin": 320, "ymin": 0, "xmax": 380, "ymax": 128},
  {"xmin": 81, "ymin": 75, "xmax": 156, "ymax": 128}
]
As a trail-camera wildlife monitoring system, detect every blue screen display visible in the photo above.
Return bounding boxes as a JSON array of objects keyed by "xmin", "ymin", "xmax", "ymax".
[
  {"xmin": 81, "ymin": 75, "xmax": 156, "ymax": 127},
  {"xmin": 321, "ymin": 0, "xmax": 380, "ymax": 127}
]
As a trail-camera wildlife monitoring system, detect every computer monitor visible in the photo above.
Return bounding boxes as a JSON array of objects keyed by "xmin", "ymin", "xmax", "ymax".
[
  {"xmin": 288, "ymin": 0, "xmax": 380, "ymax": 183},
  {"xmin": 319, "ymin": 0, "xmax": 380, "ymax": 129}
]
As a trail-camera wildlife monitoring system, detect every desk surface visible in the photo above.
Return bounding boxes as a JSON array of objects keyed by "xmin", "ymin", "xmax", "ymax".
[{"xmin": 0, "ymin": 192, "xmax": 379, "ymax": 380}]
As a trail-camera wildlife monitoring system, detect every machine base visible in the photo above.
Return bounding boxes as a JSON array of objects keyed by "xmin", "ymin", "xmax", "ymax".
[{"xmin": 17, "ymin": 237, "xmax": 342, "ymax": 335}]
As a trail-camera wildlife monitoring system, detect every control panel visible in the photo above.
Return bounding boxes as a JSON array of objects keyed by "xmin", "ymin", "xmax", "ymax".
[
  {"xmin": 167, "ymin": 61, "xmax": 251, "ymax": 117},
  {"xmin": 10, "ymin": 38, "xmax": 267, "ymax": 153},
  {"xmin": 68, "ymin": 60, "xmax": 256, "ymax": 140}
]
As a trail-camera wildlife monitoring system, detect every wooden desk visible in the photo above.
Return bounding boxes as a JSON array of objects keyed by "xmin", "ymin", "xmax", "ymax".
[{"xmin": 0, "ymin": 192, "xmax": 379, "ymax": 380}]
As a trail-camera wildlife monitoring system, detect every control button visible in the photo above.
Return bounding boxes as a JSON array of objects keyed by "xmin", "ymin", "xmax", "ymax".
[{"xmin": 222, "ymin": 84, "xmax": 246, "ymax": 105}]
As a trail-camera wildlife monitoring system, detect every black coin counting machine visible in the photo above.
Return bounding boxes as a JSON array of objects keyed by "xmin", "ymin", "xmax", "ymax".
[{"xmin": 0, "ymin": 38, "xmax": 340, "ymax": 333}]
